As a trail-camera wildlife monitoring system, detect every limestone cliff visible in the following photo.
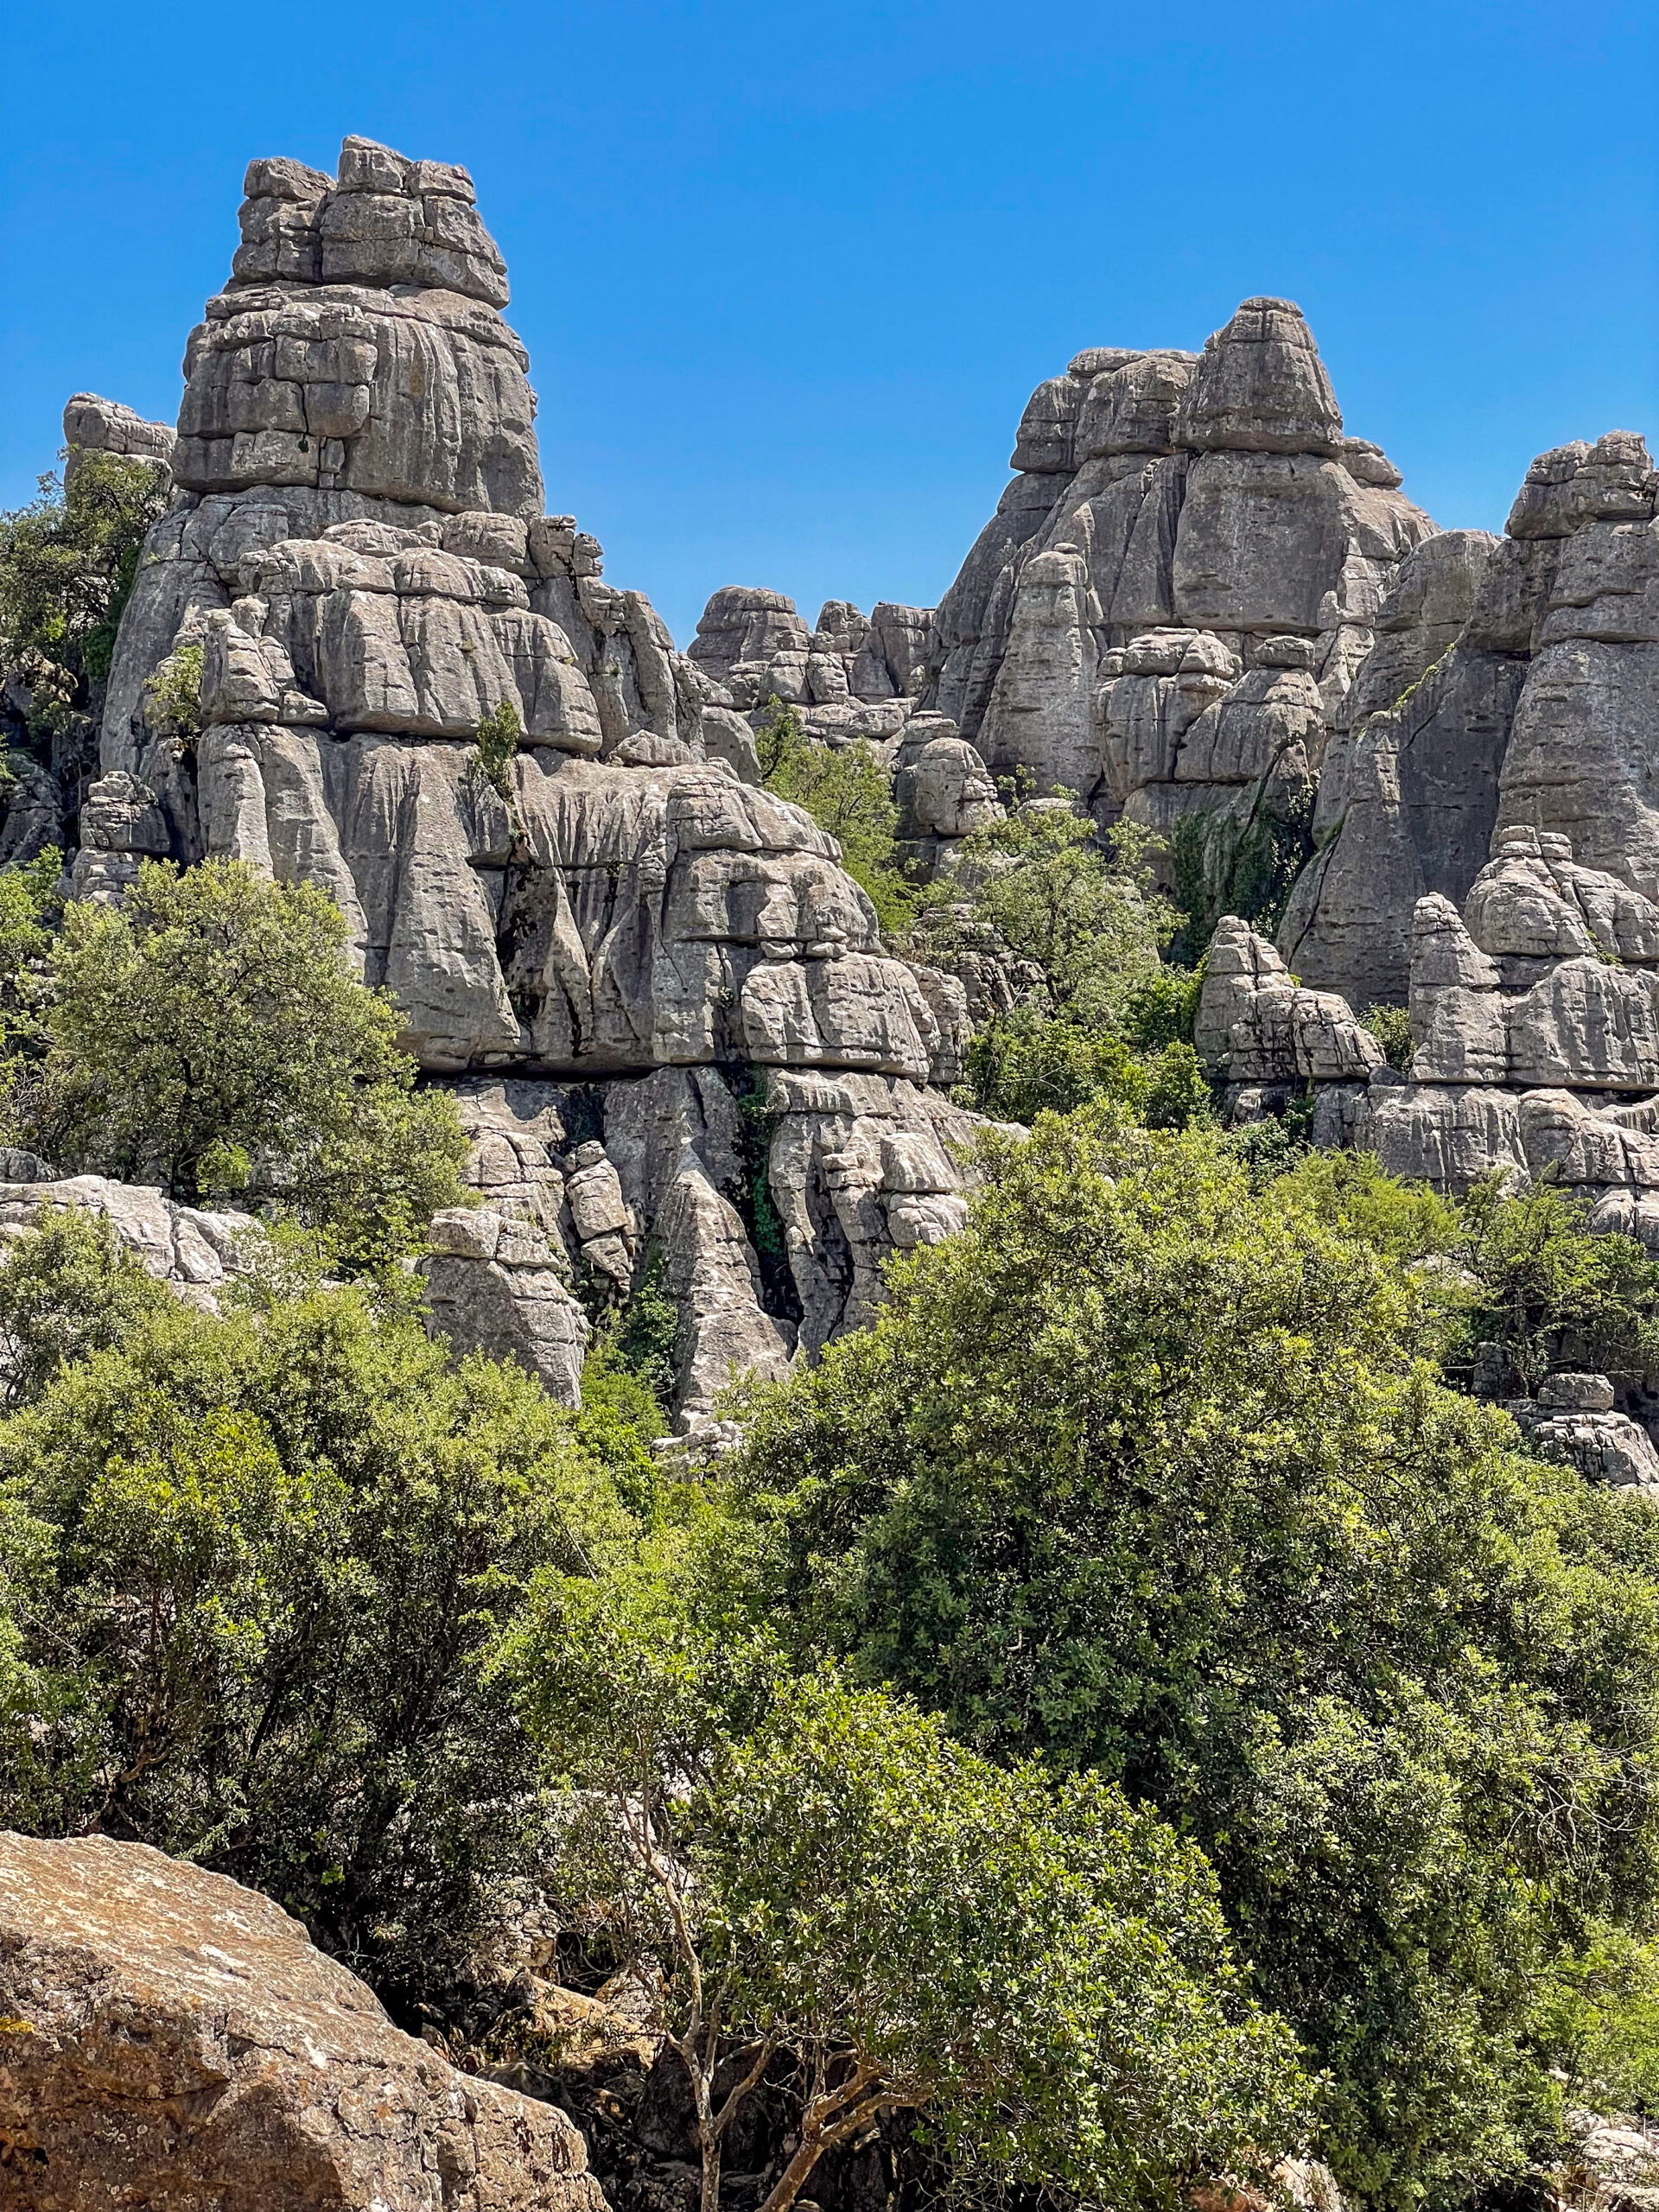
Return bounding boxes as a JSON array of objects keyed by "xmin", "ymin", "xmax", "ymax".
[{"xmin": 74, "ymin": 136, "xmax": 991, "ymax": 1440}]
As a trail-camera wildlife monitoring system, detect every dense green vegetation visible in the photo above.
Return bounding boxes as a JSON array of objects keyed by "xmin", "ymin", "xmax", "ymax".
[
  {"xmin": 717, "ymin": 1109, "xmax": 1659, "ymax": 2201},
  {"xmin": 0, "ymin": 452, "xmax": 169, "ymax": 700},
  {"xmin": 910, "ymin": 801, "xmax": 1211, "ymax": 1126},
  {"xmin": 508, "ymin": 1575, "xmax": 1306, "ymax": 2212},
  {"xmin": 3, "ymin": 858, "xmax": 470, "ymax": 1268},
  {"xmin": 0, "ymin": 1213, "xmax": 644, "ymax": 1988},
  {"xmin": 757, "ymin": 697, "xmax": 918, "ymax": 931}
]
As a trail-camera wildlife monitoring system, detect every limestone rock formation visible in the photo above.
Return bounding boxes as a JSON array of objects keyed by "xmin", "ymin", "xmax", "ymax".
[
  {"xmin": 63, "ymin": 137, "xmax": 993, "ymax": 1427},
  {"xmin": 1199, "ymin": 831, "xmax": 1659, "ymax": 1247},
  {"xmin": 0, "ymin": 1170, "xmax": 257, "ymax": 1308},
  {"xmin": 60, "ymin": 391, "xmax": 175, "ymax": 486},
  {"xmin": 1508, "ymin": 1371, "xmax": 1659, "ymax": 1493},
  {"xmin": 0, "ymin": 1829, "xmax": 607, "ymax": 2211},
  {"xmin": 429, "ymin": 1067, "xmax": 986, "ymax": 1446},
  {"xmin": 920, "ymin": 300, "xmax": 1435, "ymax": 858},
  {"xmin": 1281, "ymin": 432, "xmax": 1659, "ymax": 1009},
  {"xmin": 687, "ymin": 587, "xmax": 931, "ymax": 745}
]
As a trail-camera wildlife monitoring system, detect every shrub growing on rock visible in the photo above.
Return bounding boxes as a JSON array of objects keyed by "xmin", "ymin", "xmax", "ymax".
[
  {"xmin": 11, "ymin": 858, "xmax": 469, "ymax": 1268},
  {"xmin": 0, "ymin": 451, "xmax": 169, "ymax": 696}
]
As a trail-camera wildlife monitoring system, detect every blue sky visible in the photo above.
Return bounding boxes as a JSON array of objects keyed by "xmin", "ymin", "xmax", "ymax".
[{"xmin": 3, "ymin": 1, "xmax": 1654, "ymax": 646}]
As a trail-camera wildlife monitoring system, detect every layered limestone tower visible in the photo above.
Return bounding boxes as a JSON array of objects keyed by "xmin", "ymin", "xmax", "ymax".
[
  {"xmin": 1279, "ymin": 431, "xmax": 1659, "ymax": 1009},
  {"xmin": 84, "ymin": 137, "xmax": 990, "ymax": 1436},
  {"xmin": 921, "ymin": 301, "xmax": 1436, "ymax": 846}
]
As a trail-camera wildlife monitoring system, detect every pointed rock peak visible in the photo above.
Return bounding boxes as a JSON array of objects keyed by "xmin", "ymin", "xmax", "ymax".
[{"xmin": 1178, "ymin": 296, "xmax": 1344, "ymax": 457}]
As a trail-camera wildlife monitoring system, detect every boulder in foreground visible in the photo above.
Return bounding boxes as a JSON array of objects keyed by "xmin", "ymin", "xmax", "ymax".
[{"xmin": 0, "ymin": 1830, "xmax": 607, "ymax": 2211}]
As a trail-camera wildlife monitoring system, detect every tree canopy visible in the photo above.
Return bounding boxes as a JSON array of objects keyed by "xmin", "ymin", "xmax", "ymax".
[
  {"xmin": 505, "ymin": 1563, "xmax": 1307, "ymax": 2212},
  {"xmin": 721, "ymin": 1107, "xmax": 1659, "ymax": 2202},
  {"xmin": 9, "ymin": 858, "xmax": 469, "ymax": 1267}
]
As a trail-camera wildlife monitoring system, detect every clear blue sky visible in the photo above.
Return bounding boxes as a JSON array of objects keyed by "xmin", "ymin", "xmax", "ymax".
[{"xmin": 3, "ymin": 1, "xmax": 1654, "ymax": 647}]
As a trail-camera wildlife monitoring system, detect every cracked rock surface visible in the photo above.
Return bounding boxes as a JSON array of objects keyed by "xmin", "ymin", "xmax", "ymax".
[{"xmin": 0, "ymin": 1830, "xmax": 607, "ymax": 2211}]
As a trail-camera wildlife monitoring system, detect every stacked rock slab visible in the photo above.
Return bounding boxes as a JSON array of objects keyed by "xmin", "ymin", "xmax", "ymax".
[
  {"xmin": 1199, "ymin": 830, "xmax": 1659, "ymax": 1238},
  {"xmin": 0, "ymin": 1168, "xmax": 257, "ymax": 1308},
  {"xmin": 1279, "ymin": 432, "xmax": 1659, "ymax": 1010},
  {"xmin": 80, "ymin": 137, "xmax": 988, "ymax": 1427},
  {"xmin": 920, "ymin": 302, "xmax": 1436, "ymax": 855},
  {"xmin": 687, "ymin": 587, "xmax": 932, "ymax": 745}
]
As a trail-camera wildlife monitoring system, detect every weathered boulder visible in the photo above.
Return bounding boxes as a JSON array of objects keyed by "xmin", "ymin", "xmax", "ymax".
[
  {"xmin": 0, "ymin": 1829, "xmax": 607, "ymax": 2211},
  {"xmin": 0, "ymin": 1172, "xmax": 256, "ymax": 1308},
  {"xmin": 1194, "ymin": 916, "xmax": 1383, "ymax": 1086}
]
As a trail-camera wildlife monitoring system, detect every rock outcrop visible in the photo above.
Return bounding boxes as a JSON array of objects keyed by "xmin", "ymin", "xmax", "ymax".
[
  {"xmin": 687, "ymin": 588, "xmax": 931, "ymax": 745},
  {"xmin": 0, "ymin": 1829, "xmax": 607, "ymax": 2211},
  {"xmin": 60, "ymin": 391, "xmax": 175, "ymax": 486},
  {"xmin": 1280, "ymin": 432, "xmax": 1658, "ymax": 1010},
  {"xmin": 919, "ymin": 302, "xmax": 1435, "ymax": 863},
  {"xmin": 60, "ymin": 137, "xmax": 995, "ymax": 1427},
  {"xmin": 430, "ymin": 1066, "xmax": 986, "ymax": 1445},
  {"xmin": 0, "ymin": 1169, "xmax": 257, "ymax": 1307},
  {"xmin": 1198, "ymin": 828, "xmax": 1659, "ymax": 1255}
]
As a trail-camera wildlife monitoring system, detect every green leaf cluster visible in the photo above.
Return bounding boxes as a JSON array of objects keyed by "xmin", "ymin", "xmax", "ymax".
[
  {"xmin": 475, "ymin": 697, "xmax": 522, "ymax": 797},
  {"xmin": 721, "ymin": 1108, "xmax": 1659, "ymax": 2202},
  {"xmin": 7, "ymin": 857, "xmax": 469, "ymax": 1268},
  {"xmin": 914, "ymin": 803, "xmax": 1208, "ymax": 1126},
  {"xmin": 0, "ymin": 452, "xmax": 169, "ymax": 704}
]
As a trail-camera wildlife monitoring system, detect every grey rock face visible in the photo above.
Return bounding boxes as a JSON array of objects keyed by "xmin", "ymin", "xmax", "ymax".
[
  {"xmin": 73, "ymin": 136, "xmax": 996, "ymax": 1433},
  {"xmin": 1282, "ymin": 432, "xmax": 1659, "ymax": 1010},
  {"xmin": 919, "ymin": 296, "xmax": 1432, "ymax": 846},
  {"xmin": 412, "ymin": 1065, "xmax": 990, "ymax": 1438},
  {"xmin": 61, "ymin": 391, "xmax": 175, "ymax": 486},
  {"xmin": 685, "ymin": 586, "xmax": 933, "ymax": 748},
  {"xmin": 1194, "ymin": 916, "xmax": 1383, "ymax": 1084},
  {"xmin": 0, "ymin": 1172, "xmax": 257, "ymax": 1308}
]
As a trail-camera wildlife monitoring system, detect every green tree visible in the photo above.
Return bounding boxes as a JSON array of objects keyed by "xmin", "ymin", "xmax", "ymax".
[
  {"xmin": 505, "ymin": 1567, "xmax": 1307, "ymax": 2212},
  {"xmin": 917, "ymin": 805, "xmax": 1199, "ymax": 1123},
  {"xmin": 13, "ymin": 858, "xmax": 469, "ymax": 1267},
  {"xmin": 756, "ymin": 699, "xmax": 916, "ymax": 932},
  {"xmin": 723, "ymin": 1108, "xmax": 1659, "ymax": 2202},
  {"xmin": 0, "ymin": 451, "xmax": 169, "ymax": 696},
  {"xmin": 0, "ymin": 1252, "xmax": 637, "ymax": 1988},
  {"xmin": 921, "ymin": 804, "xmax": 1175, "ymax": 1032},
  {"xmin": 1454, "ymin": 1173, "xmax": 1659, "ymax": 1395}
]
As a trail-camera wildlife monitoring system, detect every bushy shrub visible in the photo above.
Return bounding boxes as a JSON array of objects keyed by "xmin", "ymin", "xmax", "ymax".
[
  {"xmin": 0, "ymin": 1242, "xmax": 639, "ymax": 1988},
  {"xmin": 10, "ymin": 859, "xmax": 469, "ymax": 1268},
  {"xmin": 722, "ymin": 1108, "xmax": 1659, "ymax": 2202},
  {"xmin": 1361, "ymin": 1001, "xmax": 1414, "ymax": 1071},
  {"xmin": 505, "ymin": 1569, "xmax": 1307, "ymax": 2212},
  {"xmin": 474, "ymin": 697, "xmax": 522, "ymax": 797},
  {"xmin": 0, "ymin": 451, "xmax": 169, "ymax": 701}
]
